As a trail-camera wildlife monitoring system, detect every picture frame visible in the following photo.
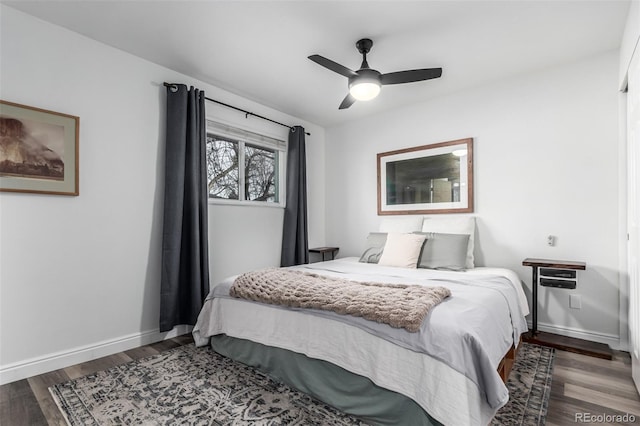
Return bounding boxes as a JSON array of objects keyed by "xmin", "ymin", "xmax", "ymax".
[
  {"xmin": 377, "ymin": 138, "xmax": 473, "ymax": 215},
  {"xmin": 0, "ymin": 100, "xmax": 79, "ymax": 196}
]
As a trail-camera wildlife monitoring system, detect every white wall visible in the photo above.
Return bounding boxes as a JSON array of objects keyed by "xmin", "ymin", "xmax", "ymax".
[
  {"xmin": 325, "ymin": 51, "xmax": 622, "ymax": 347},
  {"xmin": 0, "ymin": 5, "xmax": 325, "ymax": 383},
  {"xmin": 619, "ymin": 0, "xmax": 639, "ymax": 89}
]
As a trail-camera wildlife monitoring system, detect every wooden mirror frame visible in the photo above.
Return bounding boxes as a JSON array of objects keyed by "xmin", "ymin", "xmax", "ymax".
[{"xmin": 377, "ymin": 138, "xmax": 473, "ymax": 215}]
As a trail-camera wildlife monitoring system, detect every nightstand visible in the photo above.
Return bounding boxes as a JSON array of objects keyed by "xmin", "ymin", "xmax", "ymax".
[
  {"xmin": 309, "ymin": 247, "xmax": 339, "ymax": 261},
  {"xmin": 522, "ymin": 258, "xmax": 586, "ymax": 336},
  {"xmin": 522, "ymin": 258, "xmax": 612, "ymax": 359}
]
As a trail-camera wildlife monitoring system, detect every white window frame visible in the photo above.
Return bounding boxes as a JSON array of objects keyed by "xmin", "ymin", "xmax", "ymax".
[{"xmin": 206, "ymin": 119, "xmax": 286, "ymax": 208}]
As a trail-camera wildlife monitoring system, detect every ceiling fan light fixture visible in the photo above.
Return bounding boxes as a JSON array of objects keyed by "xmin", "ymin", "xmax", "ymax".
[
  {"xmin": 309, "ymin": 38, "xmax": 442, "ymax": 109},
  {"xmin": 349, "ymin": 80, "xmax": 381, "ymax": 101}
]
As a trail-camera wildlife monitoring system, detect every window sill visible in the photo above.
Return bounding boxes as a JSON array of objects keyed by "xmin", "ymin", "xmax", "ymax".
[{"xmin": 208, "ymin": 198, "xmax": 285, "ymax": 209}]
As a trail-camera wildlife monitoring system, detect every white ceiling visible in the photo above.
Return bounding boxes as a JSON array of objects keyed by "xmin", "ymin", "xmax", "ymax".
[{"xmin": 3, "ymin": 0, "xmax": 631, "ymax": 127}]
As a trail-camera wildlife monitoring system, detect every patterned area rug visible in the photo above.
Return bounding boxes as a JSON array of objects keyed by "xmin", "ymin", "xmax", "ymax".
[
  {"xmin": 50, "ymin": 342, "xmax": 554, "ymax": 425},
  {"xmin": 492, "ymin": 343, "xmax": 555, "ymax": 425}
]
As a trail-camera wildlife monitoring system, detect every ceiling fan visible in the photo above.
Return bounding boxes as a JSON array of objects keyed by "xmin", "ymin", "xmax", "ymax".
[{"xmin": 308, "ymin": 38, "xmax": 442, "ymax": 110}]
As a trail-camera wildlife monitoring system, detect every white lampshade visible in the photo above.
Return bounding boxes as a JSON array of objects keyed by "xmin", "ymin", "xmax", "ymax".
[{"xmin": 349, "ymin": 81, "xmax": 381, "ymax": 101}]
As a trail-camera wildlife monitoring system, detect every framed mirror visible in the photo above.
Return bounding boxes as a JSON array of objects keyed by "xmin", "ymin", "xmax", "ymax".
[{"xmin": 377, "ymin": 138, "xmax": 473, "ymax": 215}]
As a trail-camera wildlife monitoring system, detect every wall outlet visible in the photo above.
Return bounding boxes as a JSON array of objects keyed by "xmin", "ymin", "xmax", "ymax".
[
  {"xmin": 570, "ymin": 294, "xmax": 582, "ymax": 309},
  {"xmin": 547, "ymin": 235, "xmax": 556, "ymax": 246}
]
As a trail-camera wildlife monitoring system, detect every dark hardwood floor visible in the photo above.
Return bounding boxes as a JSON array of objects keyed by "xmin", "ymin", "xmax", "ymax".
[
  {"xmin": 546, "ymin": 349, "xmax": 640, "ymax": 425},
  {"xmin": 1, "ymin": 334, "xmax": 638, "ymax": 425},
  {"xmin": 0, "ymin": 335, "xmax": 194, "ymax": 426}
]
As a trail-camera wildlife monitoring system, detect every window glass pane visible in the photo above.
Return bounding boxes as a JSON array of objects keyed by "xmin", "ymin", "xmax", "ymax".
[
  {"xmin": 206, "ymin": 135, "xmax": 239, "ymax": 200},
  {"xmin": 245, "ymin": 143, "xmax": 277, "ymax": 202}
]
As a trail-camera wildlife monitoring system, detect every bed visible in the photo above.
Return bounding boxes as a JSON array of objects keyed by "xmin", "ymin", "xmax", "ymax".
[{"xmin": 194, "ymin": 217, "xmax": 528, "ymax": 425}]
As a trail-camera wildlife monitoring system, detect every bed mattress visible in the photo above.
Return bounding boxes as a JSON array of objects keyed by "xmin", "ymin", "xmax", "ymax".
[{"xmin": 193, "ymin": 257, "xmax": 528, "ymax": 425}]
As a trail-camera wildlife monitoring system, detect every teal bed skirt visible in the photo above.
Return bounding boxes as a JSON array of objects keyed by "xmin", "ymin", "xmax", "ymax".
[{"xmin": 210, "ymin": 334, "xmax": 441, "ymax": 426}]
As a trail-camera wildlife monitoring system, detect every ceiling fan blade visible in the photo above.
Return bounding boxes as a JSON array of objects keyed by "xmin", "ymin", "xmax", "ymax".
[
  {"xmin": 339, "ymin": 93, "xmax": 356, "ymax": 110},
  {"xmin": 308, "ymin": 54, "xmax": 357, "ymax": 78},
  {"xmin": 380, "ymin": 68, "xmax": 442, "ymax": 85}
]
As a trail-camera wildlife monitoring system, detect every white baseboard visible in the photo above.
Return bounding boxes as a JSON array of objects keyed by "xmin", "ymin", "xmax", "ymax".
[
  {"xmin": 1, "ymin": 322, "xmax": 625, "ymax": 386},
  {"xmin": 0, "ymin": 325, "xmax": 193, "ymax": 385},
  {"xmin": 530, "ymin": 321, "xmax": 623, "ymax": 349}
]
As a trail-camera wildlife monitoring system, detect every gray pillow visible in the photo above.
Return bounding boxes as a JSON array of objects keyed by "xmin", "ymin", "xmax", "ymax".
[
  {"xmin": 415, "ymin": 232, "xmax": 470, "ymax": 271},
  {"xmin": 359, "ymin": 232, "xmax": 387, "ymax": 263}
]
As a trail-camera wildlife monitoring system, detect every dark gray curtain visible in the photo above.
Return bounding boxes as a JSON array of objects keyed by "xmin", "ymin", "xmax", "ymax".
[
  {"xmin": 160, "ymin": 84, "xmax": 210, "ymax": 332},
  {"xmin": 281, "ymin": 126, "xmax": 309, "ymax": 266}
]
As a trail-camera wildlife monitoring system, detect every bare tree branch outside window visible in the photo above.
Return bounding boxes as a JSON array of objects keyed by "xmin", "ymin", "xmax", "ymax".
[
  {"xmin": 245, "ymin": 144, "xmax": 276, "ymax": 202},
  {"xmin": 207, "ymin": 135, "xmax": 239, "ymax": 199},
  {"xmin": 206, "ymin": 133, "xmax": 279, "ymax": 203}
]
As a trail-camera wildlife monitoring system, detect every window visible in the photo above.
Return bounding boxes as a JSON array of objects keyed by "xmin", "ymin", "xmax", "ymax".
[{"xmin": 206, "ymin": 121, "xmax": 285, "ymax": 206}]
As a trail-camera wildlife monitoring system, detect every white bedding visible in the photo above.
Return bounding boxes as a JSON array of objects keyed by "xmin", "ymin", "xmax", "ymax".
[
  {"xmin": 461, "ymin": 266, "xmax": 530, "ymax": 316},
  {"xmin": 193, "ymin": 257, "xmax": 529, "ymax": 425}
]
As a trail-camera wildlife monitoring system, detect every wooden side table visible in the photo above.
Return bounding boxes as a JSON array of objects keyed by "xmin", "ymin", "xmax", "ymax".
[
  {"xmin": 309, "ymin": 247, "xmax": 339, "ymax": 261},
  {"xmin": 522, "ymin": 258, "xmax": 586, "ymax": 336},
  {"xmin": 522, "ymin": 258, "xmax": 612, "ymax": 359}
]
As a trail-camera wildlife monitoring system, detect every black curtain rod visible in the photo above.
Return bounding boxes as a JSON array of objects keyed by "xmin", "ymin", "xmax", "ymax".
[{"xmin": 163, "ymin": 83, "xmax": 310, "ymax": 136}]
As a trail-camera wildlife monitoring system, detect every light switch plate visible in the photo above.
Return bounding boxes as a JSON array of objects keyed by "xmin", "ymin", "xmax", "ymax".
[{"xmin": 570, "ymin": 294, "xmax": 582, "ymax": 309}]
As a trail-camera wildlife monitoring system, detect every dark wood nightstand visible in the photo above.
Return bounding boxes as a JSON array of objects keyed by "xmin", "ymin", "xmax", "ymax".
[
  {"xmin": 522, "ymin": 258, "xmax": 612, "ymax": 359},
  {"xmin": 309, "ymin": 247, "xmax": 339, "ymax": 261},
  {"xmin": 522, "ymin": 258, "xmax": 585, "ymax": 336}
]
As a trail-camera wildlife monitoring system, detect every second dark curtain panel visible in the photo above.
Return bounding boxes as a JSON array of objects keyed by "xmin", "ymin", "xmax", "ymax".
[
  {"xmin": 160, "ymin": 84, "xmax": 210, "ymax": 332},
  {"xmin": 281, "ymin": 126, "xmax": 309, "ymax": 266}
]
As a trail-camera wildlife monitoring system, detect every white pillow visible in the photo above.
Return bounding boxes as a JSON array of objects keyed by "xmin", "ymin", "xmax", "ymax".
[
  {"xmin": 378, "ymin": 233, "xmax": 427, "ymax": 268},
  {"xmin": 421, "ymin": 216, "xmax": 476, "ymax": 268},
  {"xmin": 379, "ymin": 216, "xmax": 424, "ymax": 233}
]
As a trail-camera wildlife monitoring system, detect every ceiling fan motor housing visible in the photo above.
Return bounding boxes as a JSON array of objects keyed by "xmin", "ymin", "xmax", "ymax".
[{"xmin": 349, "ymin": 68, "xmax": 382, "ymax": 89}]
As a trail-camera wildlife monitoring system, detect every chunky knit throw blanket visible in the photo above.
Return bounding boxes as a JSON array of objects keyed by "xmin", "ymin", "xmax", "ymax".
[{"xmin": 230, "ymin": 268, "xmax": 451, "ymax": 332}]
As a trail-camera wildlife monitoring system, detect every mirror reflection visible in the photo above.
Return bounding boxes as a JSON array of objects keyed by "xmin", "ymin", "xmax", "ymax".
[{"xmin": 386, "ymin": 152, "xmax": 464, "ymax": 205}]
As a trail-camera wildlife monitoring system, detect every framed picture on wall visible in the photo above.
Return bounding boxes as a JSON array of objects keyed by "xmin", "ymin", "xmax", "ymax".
[
  {"xmin": 0, "ymin": 100, "xmax": 79, "ymax": 196},
  {"xmin": 377, "ymin": 138, "xmax": 473, "ymax": 215}
]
